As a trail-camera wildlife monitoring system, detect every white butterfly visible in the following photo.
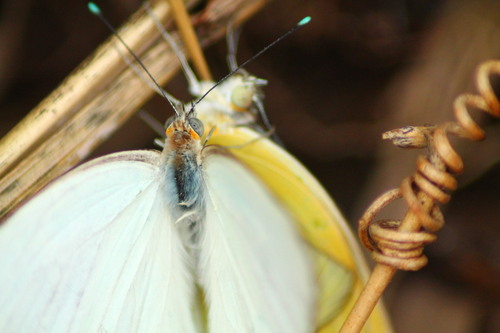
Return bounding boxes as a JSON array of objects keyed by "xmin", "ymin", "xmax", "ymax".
[{"xmin": 0, "ymin": 102, "xmax": 316, "ymax": 332}]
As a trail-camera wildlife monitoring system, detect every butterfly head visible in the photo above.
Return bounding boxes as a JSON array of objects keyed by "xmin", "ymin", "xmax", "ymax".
[{"xmin": 164, "ymin": 108, "xmax": 204, "ymax": 148}]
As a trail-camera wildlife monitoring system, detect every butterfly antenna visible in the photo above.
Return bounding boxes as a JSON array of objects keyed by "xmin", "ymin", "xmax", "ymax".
[
  {"xmin": 88, "ymin": 2, "xmax": 180, "ymax": 116},
  {"xmin": 143, "ymin": 2, "xmax": 201, "ymax": 94},
  {"xmin": 190, "ymin": 16, "xmax": 311, "ymax": 112}
]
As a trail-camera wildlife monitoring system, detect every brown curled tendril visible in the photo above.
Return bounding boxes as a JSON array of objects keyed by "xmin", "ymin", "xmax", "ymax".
[{"xmin": 359, "ymin": 60, "xmax": 500, "ymax": 272}]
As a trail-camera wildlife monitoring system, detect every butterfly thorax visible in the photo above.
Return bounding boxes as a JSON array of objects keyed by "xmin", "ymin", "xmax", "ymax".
[{"xmin": 161, "ymin": 115, "xmax": 205, "ymax": 247}]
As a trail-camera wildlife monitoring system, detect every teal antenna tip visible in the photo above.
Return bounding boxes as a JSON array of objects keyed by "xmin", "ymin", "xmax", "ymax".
[
  {"xmin": 88, "ymin": 2, "xmax": 101, "ymax": 15},
  {"xmin": 298, "ymin": 16, "xmax": 311, "ymax": 26}
]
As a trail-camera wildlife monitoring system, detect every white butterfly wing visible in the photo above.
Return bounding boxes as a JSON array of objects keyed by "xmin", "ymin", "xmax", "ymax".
[
  {"xmin": 0, "ymin": 151, "xmax": 198, "ymax": 333},
  {"xmin": 200, "ymin": 150, "xmax": 316, "ymax": 333}
]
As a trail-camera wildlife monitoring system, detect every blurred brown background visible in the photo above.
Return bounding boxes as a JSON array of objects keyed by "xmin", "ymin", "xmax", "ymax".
[{"xmin": 0, "ymin": 0, "xmax": 498, "ymax": 332}]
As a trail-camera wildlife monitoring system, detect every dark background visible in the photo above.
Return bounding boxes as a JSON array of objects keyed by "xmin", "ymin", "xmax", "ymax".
[{"xmin": 0, "ymin": 0, "xmax": 498, "ymax": 331}]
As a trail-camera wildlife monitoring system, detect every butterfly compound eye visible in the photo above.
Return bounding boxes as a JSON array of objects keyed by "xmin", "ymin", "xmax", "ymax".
[
  {"xmin": 188, "ymin": 118, "xmax": 204, "ymax": 138},
  {"xmin": 231, "ymin": 84, "xmax": 255, "ymax": 110},
  {"xmin": 164, "ymin": 116, "xmax": 175, "ymax": 130}
]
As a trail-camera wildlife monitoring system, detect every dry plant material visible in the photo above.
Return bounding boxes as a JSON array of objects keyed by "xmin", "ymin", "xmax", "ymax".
[
  {"xmin": 340, "ymin": 60, "xmax": 500, "ymax": 332},
  {"xmin": 168, "ymin": 0, "xmax": 211, "ymax": 81},
  {"xmin": 0, "ymin": 0, "xmax": 267, "ymax": 219}
]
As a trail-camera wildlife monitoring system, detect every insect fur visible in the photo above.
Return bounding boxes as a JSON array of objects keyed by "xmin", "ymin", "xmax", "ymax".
[{"xmin": 161, "ymin": 108, "xmax": 206, "ymax": 247}]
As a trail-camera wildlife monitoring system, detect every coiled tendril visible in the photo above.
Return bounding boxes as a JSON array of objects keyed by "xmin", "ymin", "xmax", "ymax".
[{"xmin": 358, "ymin": 60, "xmax": 500, "ymax": 271}]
